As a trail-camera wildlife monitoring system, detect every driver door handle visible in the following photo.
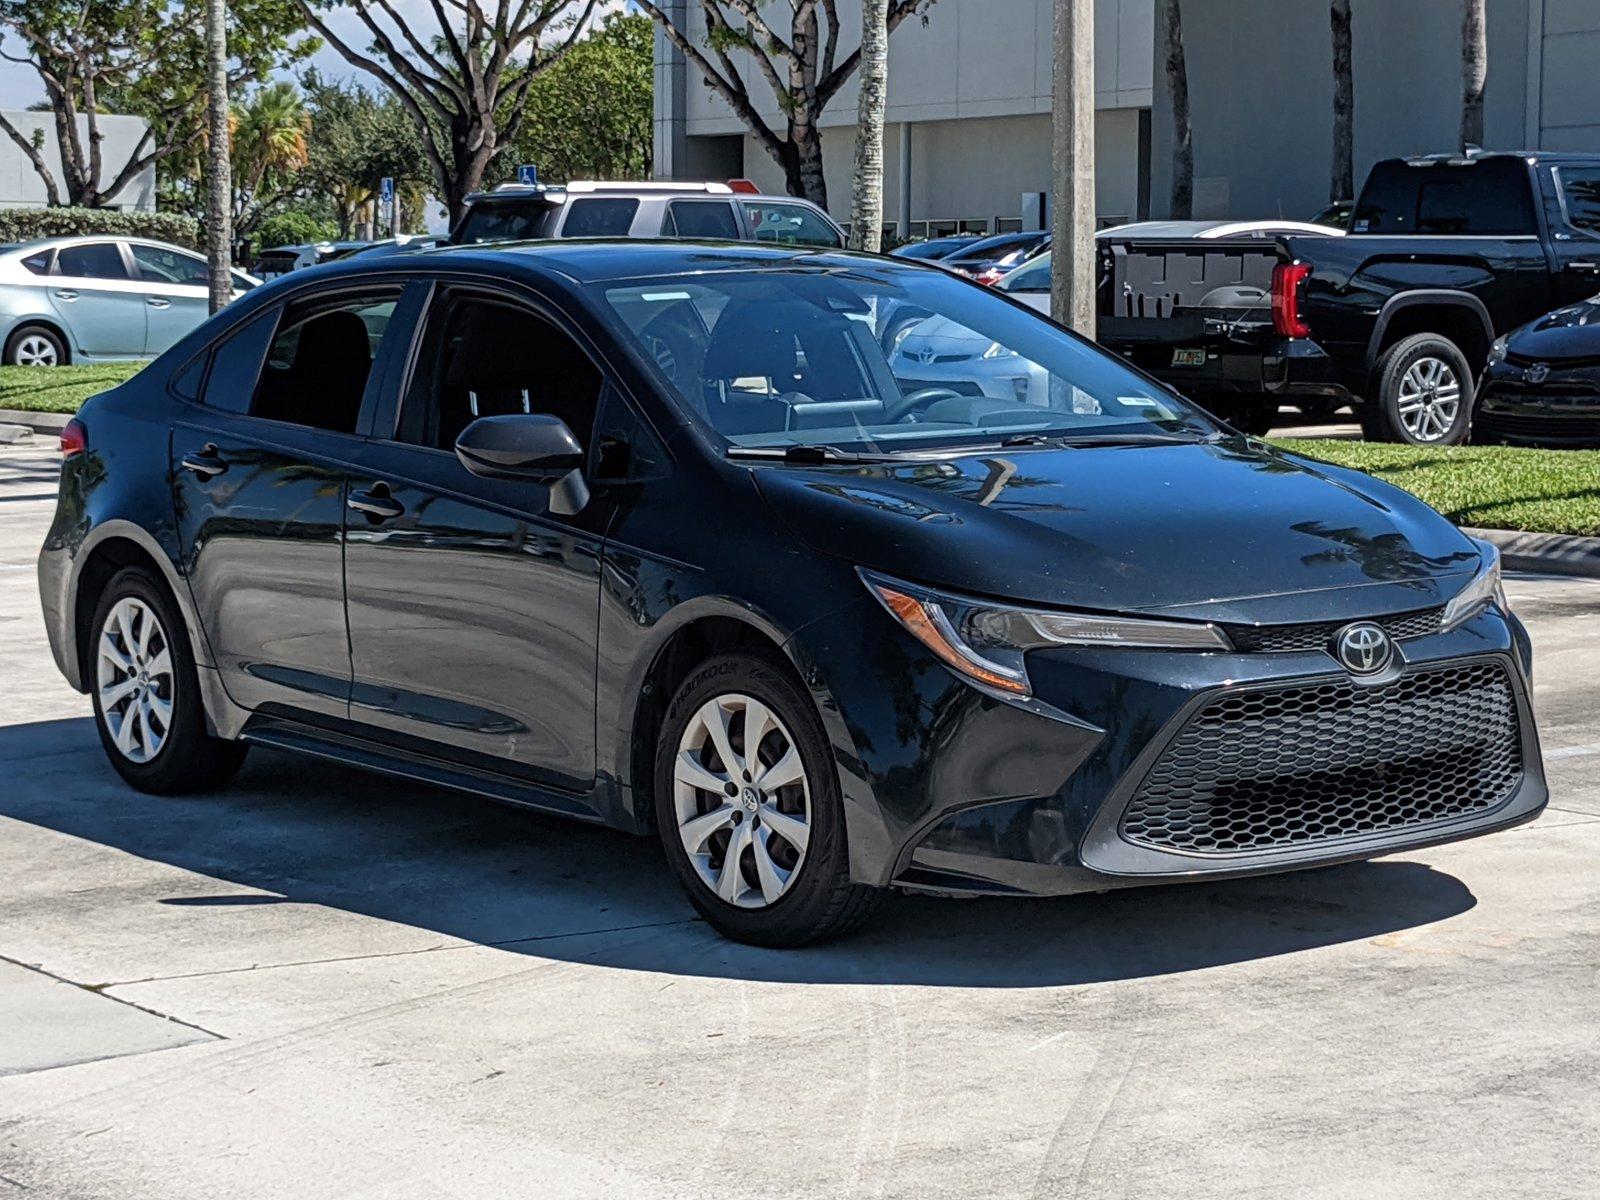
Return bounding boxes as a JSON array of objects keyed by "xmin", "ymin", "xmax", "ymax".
[
  {"xmin": 147, "ymin": 296, "xmax": 172, "ymax": 309},
  {"xmin": 348, "ymin": 483, "xmax": 405, "ymax": 522},
  {"xmin": 53, "ymin": 289, "xmax": 79, "ymax": 302},
  {"xmin": 180, "ymin": 444, "xmax": 228, "ymax": 479}
]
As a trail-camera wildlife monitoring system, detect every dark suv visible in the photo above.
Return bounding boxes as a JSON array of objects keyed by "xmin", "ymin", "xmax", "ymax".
[{"xmin": 38, "ymin": 242, "xmax": 1545, "ymax": 945}]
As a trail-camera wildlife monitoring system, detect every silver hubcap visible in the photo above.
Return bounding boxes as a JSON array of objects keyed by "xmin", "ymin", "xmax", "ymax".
[
  {"xmin": 96, "ymin": 598, "xmax": 174, "ymax": 764},
  {"xmin": 674, "ymin": 693, "xmax": 811, "ymax": 909},
  {"xmin": 1396, "ymin": 357, "xmax": 1461, "ymax": 442},
  {"xmin": 14, "ymin": 334, "xmax": 58, "ymax": 366}
]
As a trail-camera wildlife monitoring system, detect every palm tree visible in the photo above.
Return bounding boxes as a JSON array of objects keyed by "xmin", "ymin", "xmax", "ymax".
[
  {"xmin": 1460, "ymin": 0, "xmax": 1487, "ymax": 151},
  {"xmin": 849, "ymin": 0, "xmax": 891, "ymax": 252},
  {"xmin": 205, "ymin": 0, "xmax": 231, "ymax": 314},
  {"xmin": 1331, "ymin": 0, "xmax": 1354, "ymax": 205},
  {"xmin": 232, "ymin": 83, "xmax": 312, "ymax": 232},
  {"xmin": 1161, "ymin": 0, "xmax": 1193, "ymax": 219}
]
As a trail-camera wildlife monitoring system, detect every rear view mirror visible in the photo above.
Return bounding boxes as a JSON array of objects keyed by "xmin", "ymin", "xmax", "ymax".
[{"xmin": 454, "ymin": 413, "xmax": 589, "ymax": 515}]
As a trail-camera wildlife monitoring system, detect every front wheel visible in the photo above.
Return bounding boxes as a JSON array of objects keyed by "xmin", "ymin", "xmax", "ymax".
[
  {"xmin": 1367, "ymin": 333, "xmax": 1473, "ymax": 445},
  {"xmin": 654, "ymin": 653, "xmax": 884, "ymax": 946}
]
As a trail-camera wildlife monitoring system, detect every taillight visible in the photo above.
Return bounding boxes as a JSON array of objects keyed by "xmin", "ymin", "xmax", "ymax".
[
  {"xmin": 60, "ymin": 418, "xmax": 87, "ymax": 460},
  {"xmin": 975, "ymin": 267, "xmax": 1006, "ymax": 287},
  {"xmin": 1272, "ymin": 261, "xmax": 1313, "ymax": 338}
]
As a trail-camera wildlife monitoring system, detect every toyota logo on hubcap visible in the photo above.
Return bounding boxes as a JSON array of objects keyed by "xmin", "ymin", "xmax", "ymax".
[{"xmin": 1334, "ymin": 622, "xmax": 1394, "ymax": 675}]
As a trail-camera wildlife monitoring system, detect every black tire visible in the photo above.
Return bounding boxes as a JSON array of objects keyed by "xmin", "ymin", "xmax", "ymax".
[
  {"xmin": 654, "ymin": 652, "xmax": 885, "ymax": 947},
  {"xmin": 1368, "ymin": 333, "xmax": 1473, "ymax": 445},
  {"xmin": 87, "ymin": 567, "xmax": 247, "ymax": 794},
  {"xmin": 4, "ymin": 323, "xmax": 67, "ymax": 367}
]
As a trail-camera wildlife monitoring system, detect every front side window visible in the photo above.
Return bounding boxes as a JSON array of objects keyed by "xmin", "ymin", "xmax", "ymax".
[
  {"xmin": 739, "ymin": 201, "xmax": 843, "ymax": 248},
  {"xmin": 250, "ymin": 291, "xmax": 399, "ymax": 433},
  {"xmin": 56, "ymin": 242, "xmax": 130, "ymax": 280},
  {"xmin": 1559, "ymin": 167, "xmax": 1600, "ymax": 236},
  {"xmin": 600, "ymin": 265, "xmax": 1216, "ymax": 453},
  {"xmin": 395, "ymin": 291, "xmax": 602, "ymax": 453},
  {"xmin": 560, "ymin": 198, "xmax": 640, "ymax": 238},
  {"xmin": 131, "ymin": 243, "xmax": 209, "ymax": 287}
]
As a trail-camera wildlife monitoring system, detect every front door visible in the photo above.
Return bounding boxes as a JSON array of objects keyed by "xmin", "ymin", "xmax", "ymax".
[
  {"xmin": 341, "ymin": 287, "xmax": 613, "ymax": 793},
  {"xmin": 49, "ymin": 241, "xmax": 146, "ymax": 358},
  {"xmin": 172, "ymin": 285, "xmax": 406, "ymax": 718},
  {"xmin": 1548, "ymin": 165, "xmax": 1600, "ymax": 307}
]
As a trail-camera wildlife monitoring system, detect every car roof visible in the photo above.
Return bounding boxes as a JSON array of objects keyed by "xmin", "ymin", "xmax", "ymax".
[{"xmin": 0, "ymin": 234, "xmax": 201, "ymax": 254}]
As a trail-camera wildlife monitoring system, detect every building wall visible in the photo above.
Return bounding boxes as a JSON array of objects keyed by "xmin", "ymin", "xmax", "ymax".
[
  {"xmin": 1149, "ymin": 0, "xmax": 1536, "ymax": 221},
  {"xmin": 1536, "ymin": 0, "xmax": 1600, "ymax": 149},
  {"xmin": 0, "ymin": 111, "xmax": 155, "ymax": 211}
]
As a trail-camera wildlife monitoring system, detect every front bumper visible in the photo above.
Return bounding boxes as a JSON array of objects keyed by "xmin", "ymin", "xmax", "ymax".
[
  {"xmin": 800, "ymin": 598, "xmax": 1545, "ymax": 897},
  {"xmin": 1476, "ymin": 366, "xmax": 1600, "ymax": 447}
]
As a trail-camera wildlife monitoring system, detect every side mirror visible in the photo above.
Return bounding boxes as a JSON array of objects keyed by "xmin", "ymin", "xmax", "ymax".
[{"xmin": 454, "ymin": 413, "xmax": 589, "ymax": 516}]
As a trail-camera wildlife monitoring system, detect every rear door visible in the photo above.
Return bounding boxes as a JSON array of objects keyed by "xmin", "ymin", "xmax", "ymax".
[
  {"xmin": 49, "ymin": 241, "xmax": 146, "ymax": 357},
  {"xmin": 128, "ymin": 243, "xmax": 211, "ymax": 355},
  {"xmin": 171, "ymin": 281, "xmax": 417, "ymax": 720}
]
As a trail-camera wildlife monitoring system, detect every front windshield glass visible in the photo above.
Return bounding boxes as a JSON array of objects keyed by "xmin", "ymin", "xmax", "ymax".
[{"xmin": 598, "ymin": 264, "xmax": 1218, "ymax": 453}]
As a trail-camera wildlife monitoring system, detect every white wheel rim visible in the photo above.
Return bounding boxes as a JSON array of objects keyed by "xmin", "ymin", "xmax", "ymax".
[
  {"xmin": 1396, "ymin": 357, "xmax": 1461, "ymax": 442},
  {"xmin": 96, "ymin": 597, "xmax": 174, "ymax": 764},
  {"xmin": 15, "ymin": 334, "xmax": 58, "ymax": 366},
  {"xmin": 674, "ymin": 693, "xmax": 811, "ymax": 909}
]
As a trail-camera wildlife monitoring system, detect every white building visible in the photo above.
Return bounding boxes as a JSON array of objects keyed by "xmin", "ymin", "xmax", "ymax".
[
  {"xmin": 0, "ymin": 111, "xmax": 156, "ymax": 211},
  {"xmin": 653, "ymin": 0, "xmax": 1153, "ymax": 237}
]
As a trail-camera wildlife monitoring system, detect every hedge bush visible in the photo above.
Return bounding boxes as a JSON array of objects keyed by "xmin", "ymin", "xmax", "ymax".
[
  {"xmin": 0, "ymin": 207, "xmax": 200, "ymax": 250},
  {"xmin": 254, "ymin": 210, "xmax": 338, "ymax": 250}
]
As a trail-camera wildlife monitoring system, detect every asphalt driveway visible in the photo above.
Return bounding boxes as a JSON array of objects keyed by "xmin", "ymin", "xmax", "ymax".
[{"xmin": 1, "ymin": 439, "xmax": 1596, "ymax": 1198}]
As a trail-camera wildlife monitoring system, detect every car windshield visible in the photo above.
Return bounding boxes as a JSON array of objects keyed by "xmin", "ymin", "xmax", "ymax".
[{"xmin": 599, "ymin": 264, "xmax": 1218, "ymax": 454}]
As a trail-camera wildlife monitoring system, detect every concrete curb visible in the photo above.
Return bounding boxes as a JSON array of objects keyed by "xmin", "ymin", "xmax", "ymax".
[
  {"xmin": 0, "ymin": 408, "xmax": 71, "ymax": 435},
  {"xmin": 1465, "ymin": 527, "xmax": 1600, "ymax": 579}
]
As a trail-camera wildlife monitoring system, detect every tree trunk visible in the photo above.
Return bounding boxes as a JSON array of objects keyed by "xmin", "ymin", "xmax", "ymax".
[
  {"xmin": 1330, "ymin": 0, "xmax": 1354, "ymax": 204},
  {"xmin": 790, "ymin": 120, "xmax": 829, "ymax": 208},
  {"xmin": 1050, "ymin": 0, "xmax": 1097, "ymax": 332},
  {"xmin": 204, "ymin": 0, "xmax": 232, "ymax": 314},
  {"xmin": 1162, "ymin": 0, "xmax": 1193, "ymax": 220},
  {"xmin": 1460, "ymin": 0, "xmax": 1487, "ymax": 152},
  {"xmin": 850, "ymin": 0, "xmax": 890, "ymax": 251}
]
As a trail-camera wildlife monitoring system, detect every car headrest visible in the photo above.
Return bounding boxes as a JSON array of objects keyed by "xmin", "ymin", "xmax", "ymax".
[
  {"xmin": 702, "ymin": 300, "xmax": 842, "ymax": 381},
  {"xmin": 294, "ymin": 310, "xmax": 371, "ymax": 373},
  {"xmin": 443, "ymin": 304, "xmax": 550, "ymax": 393}
]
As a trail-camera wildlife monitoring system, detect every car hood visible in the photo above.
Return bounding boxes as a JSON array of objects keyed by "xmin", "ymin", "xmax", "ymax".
[
  {"xmin": 1505, "ymin": 300, "xmax": 1600, "ymax": 360},
  {"xmin": 754, "ymin": 439, "xmax": 1482, "ymax": 624}
]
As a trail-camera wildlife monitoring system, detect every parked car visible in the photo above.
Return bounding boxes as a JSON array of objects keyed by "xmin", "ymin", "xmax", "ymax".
[
  {"xmin": 338, "ymin": 236, "xmax": 442, "ymax": 261},
  {"xmin": 0, "ymin": 237, "xmax": 258, "ymax": 366},
  {"xmin": 38, "ymin": 241, "xmax": 1545, "ymax": 946},
  {"xmin": 253, "ymin": 241, "xmax": 371, "ymax": 280},
  {"xmin": 1309, "ymin": 200, "xmax": 1356, "ymax": 230},
  {"xmin": 1097, "ymin": 151, "xmax": 1600, "ymax": 442},
  {"xmin": 939, "ymin": 231, "xmax": 1052, "ymax": 285},
  {"xmin": 890, "ymin": 234, "xmax": 984, "ymax": 261},
  {"xmin": 1476, "ymin": 298, "xmax": 1600, "ymax": 447},
  {"xmin": 449, "ymin": 180, "xmax": 846, "ymax": 249}
]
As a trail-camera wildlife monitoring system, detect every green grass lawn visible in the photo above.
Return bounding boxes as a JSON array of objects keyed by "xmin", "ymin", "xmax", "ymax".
[
  {"xmin": 0, "ymin": 362, "xmax": 147, "ymax": 414},
  {"xmin": 1273, "ymin": 438, "xmax": 1600, "ymax": 538}
]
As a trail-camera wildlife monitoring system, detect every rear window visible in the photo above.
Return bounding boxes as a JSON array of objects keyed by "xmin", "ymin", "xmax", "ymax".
[
  {"xmin": 561, "ymin": 198, "xmax": 641, "ymax": 238},
  {"xmin": 1353, "ymin": 160, "xmax": 1537, "ymax": 236},
  {"xmin": 453, "ymin": 198, "xmax": 555, "ymax": 245}
]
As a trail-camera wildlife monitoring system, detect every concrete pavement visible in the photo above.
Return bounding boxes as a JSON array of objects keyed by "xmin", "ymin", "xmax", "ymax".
[{"xmin": 1, "ymin": 440, "xmax": 1597, "ymax": 1198}]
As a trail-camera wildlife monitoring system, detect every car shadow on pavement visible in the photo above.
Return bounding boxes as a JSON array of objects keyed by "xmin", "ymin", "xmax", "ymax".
[{"xmin": 0, "ymin": 716, "xmax": 1478, "ymax": 990}]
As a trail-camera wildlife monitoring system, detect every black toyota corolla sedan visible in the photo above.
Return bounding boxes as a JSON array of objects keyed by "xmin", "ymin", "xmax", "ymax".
[
  {"xmin": 38, "ymin": 241, "xmax": 1545, "ymax": 946},
  {"xmin": 1478, "ymin": 298, "xmax": 1600, "ymax": 447}
]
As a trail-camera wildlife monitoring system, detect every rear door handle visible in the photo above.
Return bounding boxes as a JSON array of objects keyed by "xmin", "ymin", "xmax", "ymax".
[
  {"xmin": 147, "ymin": 297, "xmax": 172, "ymax": 309},
  {"xmin": 53, "ymin": 289, "xmax": 79, "ymax": 302},
  {"xmin": 180, "ymin": 444, "xmax": 227, "ymax": 479},
  {"xmin": 1569, "ymin": 261, "xmax": 1600, "ymax": 272},
  {"xmin": 347, "ymin": 483, "xmax": 405, "ymax": 522}
]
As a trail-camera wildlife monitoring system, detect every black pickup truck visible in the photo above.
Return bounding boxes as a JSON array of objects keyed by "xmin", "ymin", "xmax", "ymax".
[{"xmin": 1097, "ymin": 151, "xmax": 1600, "ymax": 442}]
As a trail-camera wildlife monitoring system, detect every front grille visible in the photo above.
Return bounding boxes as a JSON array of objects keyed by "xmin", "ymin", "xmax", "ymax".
[
  {"xmin": 1225, "ymin": 608, "xmax": 1442, "ymax": 654},
  {"xmin": 1120, "ymin": 661, "xmax": 1523, "ymax": 855},
  {"xmin": 1504, "ymin": 350, "xmax": 1600, "ymax": 370},
  {"xmin": 1478, "ymin": 411, "xmax": 1600, "ymax": 442}
]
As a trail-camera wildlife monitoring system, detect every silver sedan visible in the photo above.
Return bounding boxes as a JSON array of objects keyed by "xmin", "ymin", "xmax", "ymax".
[{"xmin": 0, "ymin": 236, "xmax": 257, "ymax": 366}]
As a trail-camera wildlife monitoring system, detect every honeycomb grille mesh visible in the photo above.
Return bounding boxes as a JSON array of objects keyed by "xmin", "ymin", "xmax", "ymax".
[
  {"xmin": 1225, "ymin": 608, "xmax": 1443, "ymax": 654},
  {"xmin": 1120, "ymin": 661, "xmax": 1523, "ymax": 855}
]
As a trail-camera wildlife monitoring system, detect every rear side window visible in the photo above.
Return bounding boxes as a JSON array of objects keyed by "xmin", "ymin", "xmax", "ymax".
[
  {"xmin": 739, "ymin": 201, "xmax": 843, "ymax": 248},
  {"xmin": 56, "ymin": 242, "xmax": 130, "ymax": 279},
  {"xmin": 1558, "ymin": 167, "xmax": 1600, "ymax": 236},
  {"xmin": 251, "ymin": 292, "xmax": 399, "ymax": 434},
  {"xmin": 561, "ymin": 198, "xmax": 641, "ymax": 238},
  {"xmin": 1353, "ymin": 160, "xmax": 1537, "ymax": 235},
  {"xmin": 199, "ymin": 311, "xmax": 279, "ymax": 414},
  {"xmin": 662, "ymin": 201, "xmax": 741, "ymax": 240},
  {"xmin": 20, "ymin": 250, "xmax": 52, "ymax": 275}
]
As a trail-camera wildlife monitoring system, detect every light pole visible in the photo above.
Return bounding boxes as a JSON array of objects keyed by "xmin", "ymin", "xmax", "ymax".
[{"xmin": 1050, "ymin": 0, "xmax": 1096, "ymax": 333}]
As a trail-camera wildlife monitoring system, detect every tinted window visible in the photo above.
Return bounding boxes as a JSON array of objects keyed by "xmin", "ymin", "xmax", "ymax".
[
  {"xmin": 396, "ymin": 291, "xmax": 602, "ymax": 453},
  {"xmin": 199, "ymin": 311, "xmax": 278, "ymax": 414},
  {"xmin": 1353, "ymin": 160, "xmax": 1537, "ymax": 235},
  {"xmin": 251, "ymin": 292, "xmax": 399, "ymax": 433},
  {"xmin": 1559, "ymin": 167, "xmax": 1600, "ymax": 235},
  {"xmin": 170, "ymin": 351, "xmax": 209, "ymax": 402},
  {"xmin": 20, "ymin": 250, "xmax": 52, "ymax": 276},
  {"xmin": 591, "ymin": 386, "xmax": 669, "ymax": 482},
  {"xmin": 131, "ymin": 243, "xmax": 209, "ymax": 286},
  {"xmin": 1000, "ymin": 256, "xmax": 1052, "ymax": 294},
  {"xmin": 56, "ymin": 242, "xmax": 130, "ymax": 280},
  {"xmin": 561, "ymin": 198, "xmax": 641, "ymax": 238},
  {"xmin": 739, "ymin": 201, "xmax": 842, "ymax": 248},
  {"xmin": 662, "ymin": 200, "xmax": 741, "ymax": 240},
  {"xmin": 453, "ymin": 198, "xmax": 555, "ymax": 245}
]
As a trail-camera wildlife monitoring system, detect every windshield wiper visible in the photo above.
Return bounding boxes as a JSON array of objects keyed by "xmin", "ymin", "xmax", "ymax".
[
  {"xmin": 1052, "ymin": 431, "xmax": 1219, "ymax": 448},
  {"xmin": 725, "ymin": 444, "xmax": 902, "ymax": 464}
]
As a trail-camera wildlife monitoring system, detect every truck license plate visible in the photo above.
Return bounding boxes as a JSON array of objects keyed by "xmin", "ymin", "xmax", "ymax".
[{"xmin": 1171, "ymin": 348, "xmax": 1208, "ymax": 367}]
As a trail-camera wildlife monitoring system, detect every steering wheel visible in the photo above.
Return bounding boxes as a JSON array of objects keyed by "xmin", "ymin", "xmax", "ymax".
[{"xmin": 882, "ymin": 387, "xmax": 965, "ymax": 425}]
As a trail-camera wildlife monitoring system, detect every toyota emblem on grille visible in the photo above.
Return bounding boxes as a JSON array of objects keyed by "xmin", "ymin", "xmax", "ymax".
[
  {"xmin": 1526, "ymin": 362, "xmax": 1550, "ymax": 385},
  {"xmin": 1334, "ymin": 622, "xmax": 1394, "ymax": 675}
]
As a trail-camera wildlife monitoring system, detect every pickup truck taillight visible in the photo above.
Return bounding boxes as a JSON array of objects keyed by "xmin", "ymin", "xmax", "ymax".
[{"xmin": 1272, "ymin": 262, "xmax": 1313, "ymax": 338}]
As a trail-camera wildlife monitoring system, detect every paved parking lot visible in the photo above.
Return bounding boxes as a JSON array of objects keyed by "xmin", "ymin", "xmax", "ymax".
[{"xmin": 1, "ymin": 437, "xmax": 1597, "ymax": 1198}]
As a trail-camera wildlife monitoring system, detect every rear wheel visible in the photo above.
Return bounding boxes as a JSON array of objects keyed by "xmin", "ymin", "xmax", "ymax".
[
  {"xmin": 654, "ymin": 653, "xmax": 884, "ymax": 947},
  {"xmin": 1368, "ymin": 333, "xmax": 1473, "ymax": 445},
  {"xmin": 88, "ymin": 568, "xmax": 247, "ymax": 794},
  {"xmin": 4, "ymin": 324, "xmax": 66, "ymax": 367}
]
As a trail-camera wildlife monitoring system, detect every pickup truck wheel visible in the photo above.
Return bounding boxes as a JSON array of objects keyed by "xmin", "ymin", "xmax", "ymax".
[{"xmin": 1371, "ymin": 334, "xmax": 1473, "ymax": 445}]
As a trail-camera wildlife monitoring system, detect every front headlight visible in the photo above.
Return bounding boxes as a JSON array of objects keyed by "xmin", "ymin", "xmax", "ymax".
[
  {"xmin": 860, "ymin": 570, "xmax": 1232, "ymax": 697},
  {"xmin": 1487, "ymin": 335, "xmax": 1508, "ymax": 366},
  {"xmin": 1440, "ymin": 540, "xmax": 1508, "ymax": 631}
]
